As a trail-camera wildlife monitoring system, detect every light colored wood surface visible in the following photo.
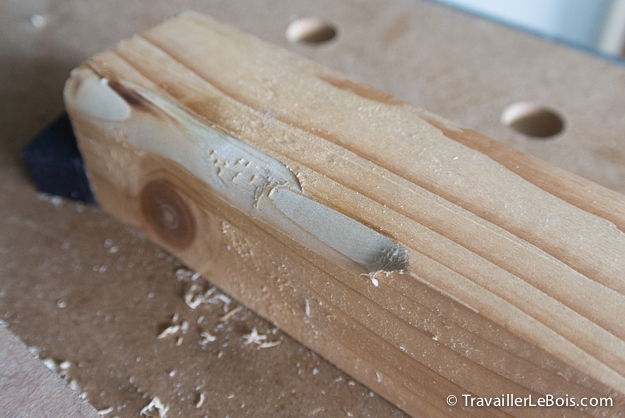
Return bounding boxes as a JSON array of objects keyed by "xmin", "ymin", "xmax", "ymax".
[
  {"xmin": 1, "ymin": 0, "xmax": 625, "ymax": 417},
  {"xmin": 0, "ymin": 325, "xmax": 98, "ymax": 418},
  {"xmin": 65, "ymin": 13, "xmax": 625, "ymax": 417}
]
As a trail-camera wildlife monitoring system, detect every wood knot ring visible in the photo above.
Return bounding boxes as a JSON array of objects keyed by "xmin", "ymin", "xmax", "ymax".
[{"xmin": 140, "ymin": 179, "xmax": 196, "ymax": 250}]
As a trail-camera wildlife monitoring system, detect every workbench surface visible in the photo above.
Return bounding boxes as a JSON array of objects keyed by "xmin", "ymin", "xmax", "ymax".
[{"xmin": 1, "ymin": 1, "xmax": 624, "ymax": 417}]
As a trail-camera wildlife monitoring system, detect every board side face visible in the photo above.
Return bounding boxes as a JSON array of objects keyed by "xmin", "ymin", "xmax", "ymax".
[{"xmin": 64, "ymin": 12, "xmax": 625, "ymax": 417}]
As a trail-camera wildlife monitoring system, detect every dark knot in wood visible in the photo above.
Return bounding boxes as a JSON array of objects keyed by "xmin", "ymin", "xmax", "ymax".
[{"xmin": 140, "ymin": 179, "xmax": 196, "ymax": 250}]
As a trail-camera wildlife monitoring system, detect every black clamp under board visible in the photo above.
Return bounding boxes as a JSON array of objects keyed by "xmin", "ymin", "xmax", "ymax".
[{"xmin": 23, "ymin": 113, "xmax": 95, "ymax": 204}]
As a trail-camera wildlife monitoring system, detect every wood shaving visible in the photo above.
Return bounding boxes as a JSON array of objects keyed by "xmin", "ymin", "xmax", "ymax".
[
  {"xmin": 97, "ymin": 406, "xmax": 114, "ymax": 415},
  {"xmin": 180, "ymin": 272, "xmax": 234, "ymax": 312},
  {"xmin": 158, "ymin": 314, "xmax": 191, "ymax": 344},
  {"xmin": 243, "ymin": 328, "xmax": 281, "ymax": 348},
  {"xmin": 69, "ymin": 380, "xmax": 81, "ymax": 392},
  {"xmin": 206, "ymin": 293, "xmax": 229, "ymax": 307},
  {"xmin": 361, "ymin": 270, "xmax": 392, "ymax": 287},
  {"xmin": 175, "ymin": 268, "xmax": 201, "ymax": 282},
  {"xmin": 219, "ymin": 306, "xmax": 242, "ymax": 322},
  {"xmin": 196, "ymin": 392, "xmax": 206, "ymax": 408},
  {"xmin": 93, "ymin": 265, "xmax": 107, "ymax": 273},
  {"xmin": 140, "ymin": 397, "xmax": 169, "ymax": 418},
  {"xmin": 42, "ymin": 358, "xmax": 57, "ymax": 372},
  {"xmin": 175, "ymin": 268, "xmax": 193, "ymax": 281},
  {"xmin": 37, "ymin": 193, "xmax": 63, "ymax": 207},
  {"xmin": 157, "ymin": 324, "xmax": 180, "ymax": 339},
  {"xmin": 215, "ymin": 294, "xmax": 231, "ymax": 305},
  {"xmin": 199, "ymin": 332, "xmax": 216, "ymax": 347},
  {"xmin": 243, "ymin": 328, "xmax": 266, "ymax": 345},
  {"xmin": 184, "ymin": 283, "xmax": 216, "ymax": 309},
  {"xmin": 258, "ymin": 340, "xmax": 281, "ymax": 349}
]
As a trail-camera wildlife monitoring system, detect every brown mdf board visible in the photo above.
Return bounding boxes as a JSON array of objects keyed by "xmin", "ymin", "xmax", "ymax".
[{"xmin": 1, "ymin": 1, "xmax": 624, "ymax": 418}]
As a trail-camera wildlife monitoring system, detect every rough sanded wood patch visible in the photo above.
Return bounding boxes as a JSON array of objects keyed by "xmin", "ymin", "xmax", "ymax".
[{"xmin": 64, "ymin": 12, "xmax": 625, "ymax": 417}]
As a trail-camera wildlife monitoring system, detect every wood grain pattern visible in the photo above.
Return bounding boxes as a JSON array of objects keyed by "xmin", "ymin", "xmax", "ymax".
[{"xmin": 64, "ymin": 12, "xmax": 625, "ymax": 417}]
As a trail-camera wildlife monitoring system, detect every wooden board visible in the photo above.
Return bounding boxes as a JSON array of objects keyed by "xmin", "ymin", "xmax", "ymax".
[
  {"xmin": 0, "ymin": 325, "xmax": 99, "ymax": 418},
  {"xmin": 64, "ymin": 12, "xmax": 625, "ymax": 417}
]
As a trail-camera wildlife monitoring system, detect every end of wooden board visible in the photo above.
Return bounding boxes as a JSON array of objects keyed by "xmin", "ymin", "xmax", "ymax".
[{"xmin": 64, "ymin": 12, "xmax": 625, "ymax": 417}]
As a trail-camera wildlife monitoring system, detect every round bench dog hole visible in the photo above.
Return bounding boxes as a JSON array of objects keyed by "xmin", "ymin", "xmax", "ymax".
[
  {"xmin": 501, "ymin": 101, "xmax": 565, "ymax": 138},
  {"xmin": 286, "ymin": 17, "xmax": 337, "ymax": 44}
]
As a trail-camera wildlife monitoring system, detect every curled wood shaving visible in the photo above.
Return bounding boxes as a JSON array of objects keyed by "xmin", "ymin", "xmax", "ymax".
[
  {"xmin": 243, "ymin": 328, "xmax": 281, "ymax": 348},
  {"xmin": 140, "ymin": 397, "xmax": 169, "ymax": 418},
  {"xmin": 196, "ymin": 392, "xmax": 206, "ymax": 408},
  {"xmin": 243, "ymin": 328, "xmax": 266, "ymax": 345},
  {"xmin": 199, "ymin": 332, "xmax": 216, "ymax": 347},
  {"xmin": 157, "ymin": 325, "xmax": 180, "ymax": 339},
  {"xmin": 97, "ymin": 406, "xmax": 114, "ymax": 415}
]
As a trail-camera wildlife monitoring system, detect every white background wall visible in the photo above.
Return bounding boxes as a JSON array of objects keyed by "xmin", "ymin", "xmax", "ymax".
[{"xmin": 433, "ymin": 0, "xmax": 625, "ymax": 56}]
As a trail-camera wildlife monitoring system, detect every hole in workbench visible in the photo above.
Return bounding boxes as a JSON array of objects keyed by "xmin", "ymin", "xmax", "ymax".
[
  {"xmin": 286, "ymin": 17, "xmax": 337, "ymax": 44},
  {"xmin": 501, "ymin": 101, "xmax": 565, "ymax": 138}
]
